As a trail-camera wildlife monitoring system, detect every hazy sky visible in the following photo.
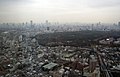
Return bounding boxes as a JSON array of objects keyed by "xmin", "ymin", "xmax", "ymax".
[{"xmin": 0, "ymin": 0, "xmax": 120, "ymax": 23}]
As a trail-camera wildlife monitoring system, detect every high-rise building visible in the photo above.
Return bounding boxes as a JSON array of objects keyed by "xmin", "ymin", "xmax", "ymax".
[
  {"xmin": 46, "ymin": 20, "xmax": 48, "ymax": 24},
  {"xmin": 30, "ymin": 20, "xmax": 34, "ymax": 28},
  {"xmin": 22, "ymin": 23, "xmax": 24, "ymax": 26},
  {"xmin": 26, "ymin": 22, "xmax": 28, "ymax": 26},
  {"xmin": 30, "ymin": 20, "xmax": 33, "ymax": 26},
  {"xmin": 118, "ymin": 22, "xmax": 120, "ymax": 26},
  {"xmin": 47, "ymin": 27, "xmax": 50, "ymax": 31}
]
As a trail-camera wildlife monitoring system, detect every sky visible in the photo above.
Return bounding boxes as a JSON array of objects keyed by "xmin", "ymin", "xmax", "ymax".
[{"xmin": 0, "ymin": 0, "xmax": 120, "ymax": 23}]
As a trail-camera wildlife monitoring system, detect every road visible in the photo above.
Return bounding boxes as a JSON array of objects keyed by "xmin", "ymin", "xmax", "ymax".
[{"xmin": 94, "ymin": 48, "xmax": 113, "ymax": 77}]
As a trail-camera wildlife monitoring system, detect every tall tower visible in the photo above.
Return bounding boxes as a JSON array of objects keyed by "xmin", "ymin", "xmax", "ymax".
[
  {"xmin": 30, "ymin": 20, "xmax": 33, "ymax": 26},
  {"xmin": 30, "ymin": 20, "xmax": 34, "ymax": 28}
]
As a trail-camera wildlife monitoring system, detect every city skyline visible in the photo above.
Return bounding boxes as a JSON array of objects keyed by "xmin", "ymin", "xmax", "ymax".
[{"xmin": 0, "ymin": 0, "xmax": 120, "ymax": 23}]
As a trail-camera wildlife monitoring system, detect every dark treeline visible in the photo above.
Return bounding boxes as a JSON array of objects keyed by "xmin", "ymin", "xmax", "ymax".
[{"xmin": 36, "ymin": 31, "xmax": 120, "ymax": 47}]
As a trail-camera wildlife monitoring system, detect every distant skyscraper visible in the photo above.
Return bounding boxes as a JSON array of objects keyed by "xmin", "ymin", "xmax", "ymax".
[
  {"xmin": 98, "ymin": 22, "xmax": 101, "ymax": 25},
  {"xmin": 26, "ymin": 22, "xmax": 28, "ymax": 25},
  {"xmin": 118, "ymin": 22, "xmax": 120, "ymax": 26},
  {"xmin": 30, "ymin": 20, "xmax": 33, "ymax": 26},
  {"xmin": 30, "ymin": 20, "xmax": 34, "ymax": 28},
  {"xmin": 22, "ymin": 23, "xmax": 24, "ymax": 26},
  {"xmin": 46, "ymin": 20, "xmax": 48, "ymax": 24},
  {"xmin": 91, "ymin": 24, "xmax": 94, "ymax": 30}
]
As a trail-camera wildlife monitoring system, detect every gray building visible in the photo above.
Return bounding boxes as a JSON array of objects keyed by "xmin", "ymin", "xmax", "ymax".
[{"xmin": 118, "ymin": 22, "xmax": 120, "ymax": 26}]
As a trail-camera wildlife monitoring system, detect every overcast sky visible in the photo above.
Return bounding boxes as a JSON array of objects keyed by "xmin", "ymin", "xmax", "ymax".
[{"xmin": 0, "ymin": 0, "xmax": 120, "ymax": 23}]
